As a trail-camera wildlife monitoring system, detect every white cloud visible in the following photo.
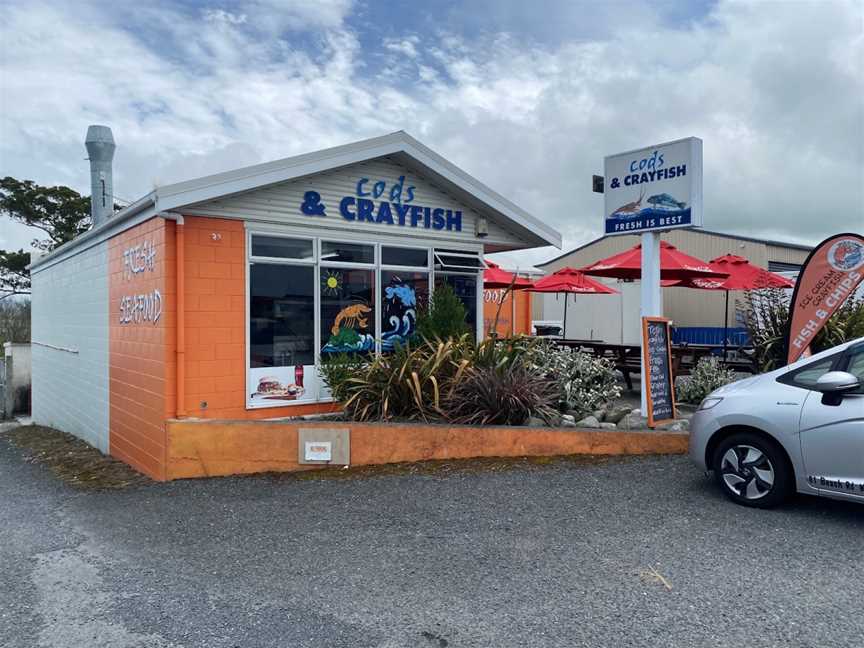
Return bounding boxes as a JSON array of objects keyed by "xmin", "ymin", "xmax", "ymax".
[
  {"xmin": 384, "ymin": 36, "xmax": 420, "ymax": 59},
  {"xmin": 0, "ymin": 0, "xmax": 861, "ymax": 268},
  {"xmin": 203, "ymin": 9, "xmax": 248, "ymax": 25}
]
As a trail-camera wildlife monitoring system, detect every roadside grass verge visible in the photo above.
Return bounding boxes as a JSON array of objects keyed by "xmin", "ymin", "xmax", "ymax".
[
  {"xmin": 2, "ymin": 425, "xmax": 152, "ymax": 490},
  {"xmin": 2, "ymin": 424, "xmax": 627, "ymax": 488}
]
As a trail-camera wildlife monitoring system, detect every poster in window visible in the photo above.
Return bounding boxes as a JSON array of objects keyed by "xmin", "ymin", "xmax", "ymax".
[
  {"xmin": 248, "ymin": 364, "xmax": 321, "ymax": 406},
  {"xmin": 320, "ymin": 269, "xmax": 375, "ymax": 355}
]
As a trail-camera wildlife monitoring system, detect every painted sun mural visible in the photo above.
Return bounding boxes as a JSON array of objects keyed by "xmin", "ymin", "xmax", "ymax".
[{"xmin": 321, "ymin": 269, "xmax": 342, "ymax": 297}]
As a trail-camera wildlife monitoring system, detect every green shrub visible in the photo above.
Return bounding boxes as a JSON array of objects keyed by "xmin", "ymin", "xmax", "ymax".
[
  {"xmin": 742, "ymin": 289, "xmax": 864, "ymax": 371},
  {"xmin": 415, "ymin": 283, "xmax": 469, "ymax": 341},
  {"xmin": 740, "ymin": 288, "xmax": 792, "ymax": 372},
  {"xmin": 818, "ymin": 295, "xmax": 864, "ymax": 348},
  {"xmin": 471, "ymin": 334, "xmax": 539, "ymax": 370},
  {"xmin": 676, "ymin": 356, "xmax": 737, "ymax": 404},
  {"xmin": 319, "ymin": 353, "xmax": 365, "ymax": 402},
  {"xmin": 525, "ymin": 342, "xmax": 621, "ymax": 417},
  {"xmin": 443, "ymin": 362, "xmax": 557, "ymax": 425},
  {"xmin": 334, "ymin": 334, "xmax": 547, "ymax": 424},
  {"xmin": 341, "ymin": 336, "xmax": 473, "ymax": 422}
]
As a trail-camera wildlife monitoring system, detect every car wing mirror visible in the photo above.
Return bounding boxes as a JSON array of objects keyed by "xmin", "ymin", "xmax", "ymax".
[{"xmin": 813, "ymin": 371, "xmax": 860, "ymax": 394}]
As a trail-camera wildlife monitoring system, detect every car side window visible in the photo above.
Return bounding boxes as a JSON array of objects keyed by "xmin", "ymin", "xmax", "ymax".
[
  {"xmin": 784, "ymin": 356, "xmax": 836, "ymax": 389},
  {"xmin": 842, "ymin": 349, "xmax": 864, "ymax": 394}
]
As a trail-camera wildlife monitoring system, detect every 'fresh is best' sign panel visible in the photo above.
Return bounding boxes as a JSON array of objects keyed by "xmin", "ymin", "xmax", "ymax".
[{"xmin": 604, "ymin": 137, "xmax": 703, "ymax": 236}]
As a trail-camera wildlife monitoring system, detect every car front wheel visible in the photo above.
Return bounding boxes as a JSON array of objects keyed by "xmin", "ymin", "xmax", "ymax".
[{"xmin": 712, "ymin": 433, "xmax": 792, "ymax": 508}]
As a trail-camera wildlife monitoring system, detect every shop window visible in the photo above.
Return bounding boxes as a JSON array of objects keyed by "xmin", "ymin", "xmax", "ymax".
[
  {"xmin": 381, "ymin": 270, "xmax": 429, "ymax": 351},
  {"xmin": 435, "ymin": 273, "xmax": 477, "ymax": 334},
  {"xmin": 248, "ymin": 264, "xmax": 317, "ymax": 405},
  {"xmin": 382, "ymin": 246, "xmax": 428, "ymax": 268},
  {"xmin": 321, "ymin": 241, "xmax": 374, "ymax": 265},
  {"xmin": 320, "ymin": 268, "xmax": 376, "ymax": 356},
  {"xmin": 251, "ymin": 235, "xmax": 314, "ymax": 261},
  {"xmin": 250, "ymin": 264, "xmax": 315, "ymax": 367},
  {"xmin": 434, "ymin": 249, "xmax": 485, "ymax": 271}
]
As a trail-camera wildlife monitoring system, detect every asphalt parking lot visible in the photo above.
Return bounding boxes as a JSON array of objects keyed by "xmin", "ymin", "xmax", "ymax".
[{"xmin": 2, "ymin": 431, "xmax": 863, "ymax": 648}]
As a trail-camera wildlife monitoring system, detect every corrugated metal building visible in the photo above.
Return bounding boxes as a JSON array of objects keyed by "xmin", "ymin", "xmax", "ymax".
[{"xmin": 533, "ymin": 229, "xmax": 811, "ymax": 344}]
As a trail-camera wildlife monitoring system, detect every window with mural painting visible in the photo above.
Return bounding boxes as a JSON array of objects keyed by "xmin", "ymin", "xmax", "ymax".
[
  {"xmin": 320, "ymin": 267, "xmax": 376, "ymax": 356},
  {"xmin": 381, "ymin": 270, "xmax": 428, "ymax": 351},
  {"xmin": 247, "ymin": 235, "xmax": 479, "ymax": 408}
]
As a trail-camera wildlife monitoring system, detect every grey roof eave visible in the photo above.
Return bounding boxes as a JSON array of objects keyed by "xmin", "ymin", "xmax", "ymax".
[{"xmin": 31, "ymin": 132, "xmax": 561, "ymax": 270}]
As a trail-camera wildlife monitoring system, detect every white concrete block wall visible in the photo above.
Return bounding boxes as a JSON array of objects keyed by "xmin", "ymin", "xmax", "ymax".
[{"xmin": 31, "ymin": 242, "xmax": 110, "ymax": 452}]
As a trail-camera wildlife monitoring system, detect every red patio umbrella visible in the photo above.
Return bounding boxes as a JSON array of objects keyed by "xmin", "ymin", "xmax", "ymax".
[
  {"xmin": 670, "ymin": 254, "xmax": 795, "ymax": 291},
  {"xmin": 530, "ymin": 268, "xmax": 618, "ymax": 337},
  {"xmin": 666, "ymin": 254, "xmax": 795, "ymax": 358},
  {"xmin": 580, "ymin": 241, "xmax": 730, "ymax": 281},
  {"xmin": 483, "ymin": 261, "xmax": 534, "ymax": 290}
]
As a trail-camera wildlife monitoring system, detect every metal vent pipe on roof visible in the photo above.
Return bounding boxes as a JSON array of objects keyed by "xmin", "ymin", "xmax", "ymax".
[{"xmin": 85, "ymin": 125, "xmax": 115, "ymax": 228}]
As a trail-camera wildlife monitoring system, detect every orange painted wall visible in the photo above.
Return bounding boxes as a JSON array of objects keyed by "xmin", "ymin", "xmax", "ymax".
[
  {"xmin": 109, "ymin": 217, "xmax": 175, "ymax": 480},
  {"xmin": 180, "ymin": 215, "xmax": 335, "ymax": 420},
  {"xmin": 483, "ymin": 287, "xmax": 533, "ymax": 337},
  {"xmin": 166, "ymin": 419, "xmax": 687, "ymax": 480}
]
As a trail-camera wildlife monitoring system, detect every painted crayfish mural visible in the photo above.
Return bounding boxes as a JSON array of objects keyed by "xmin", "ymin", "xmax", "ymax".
[{"xmin": 321, "ymin": 270, "xmax": 375, "ymax": 354}]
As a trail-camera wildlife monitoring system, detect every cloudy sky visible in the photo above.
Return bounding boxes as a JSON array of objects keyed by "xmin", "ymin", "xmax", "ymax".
[{"xmin": 1, "ymin": 0, "xmax": 862, "ymax": 267}]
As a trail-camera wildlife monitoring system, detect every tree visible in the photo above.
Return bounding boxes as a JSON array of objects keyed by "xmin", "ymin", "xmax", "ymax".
[
  {"xmin": 0, "ymin": 177, "xmax": 92, "ymax": 295},
  {"xmin": 416, "ymin": 283, "xmax": 470, "ymax": 340},
  {"xmin": 0, "ymin": 300, "xmax": 30, "ymax": 345}
]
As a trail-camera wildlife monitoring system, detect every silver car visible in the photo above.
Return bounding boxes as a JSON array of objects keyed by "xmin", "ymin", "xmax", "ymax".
[{"xmin": 689, "ymin": 336, "xmax": 864, "ymax": 507}]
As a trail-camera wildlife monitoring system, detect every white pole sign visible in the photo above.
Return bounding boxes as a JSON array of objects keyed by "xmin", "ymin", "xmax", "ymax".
[{"xmin": 603, "ymin": 137, "xmax": 702, "ymax": 236}]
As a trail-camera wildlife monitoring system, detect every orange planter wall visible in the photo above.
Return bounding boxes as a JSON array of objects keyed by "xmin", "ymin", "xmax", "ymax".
[{"xmin": 166, "ymin": 419, "xmax": 688, "ymax": 480}]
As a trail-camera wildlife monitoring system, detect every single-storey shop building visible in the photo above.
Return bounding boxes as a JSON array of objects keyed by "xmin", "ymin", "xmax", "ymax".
[{"xmin": 30, "ymin": 131, "xmax": 561, "ymax": 480}]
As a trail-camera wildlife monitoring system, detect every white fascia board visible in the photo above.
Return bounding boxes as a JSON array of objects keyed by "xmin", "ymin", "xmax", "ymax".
[
  {"xmin": 31, "ymin": 132, "xmax": 562, "ymax": 272},
  {"xmin": 29, "ymin": 194, "xmax": 157, "ymax": 273},
  {"xmin": 155, "ymin": 134, "xmax": 408, "ymax": 211}
]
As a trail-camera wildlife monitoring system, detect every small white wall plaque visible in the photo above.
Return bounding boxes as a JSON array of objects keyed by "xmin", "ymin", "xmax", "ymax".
[
  {"xmin": 298, "ymin": 428, "xmax": 349, "ymax": 464},
  {"xmin": 304, "ymin": 441, "xmax": 332, "ymax": 462}
]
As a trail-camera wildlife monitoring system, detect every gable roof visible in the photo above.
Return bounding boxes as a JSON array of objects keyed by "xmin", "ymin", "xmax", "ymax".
[
  {"xmin": 536, "ymin": 228, "xmax": 813, "ymax": 268},
  {"xmin": 31, "ymin": 131, "xmax": 560, "ymax": 272}
]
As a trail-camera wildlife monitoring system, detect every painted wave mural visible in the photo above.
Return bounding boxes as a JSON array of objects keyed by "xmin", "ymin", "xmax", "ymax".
[{"xmin": 381, "ymin": 282, "xmax": 417, "ymax": 352}]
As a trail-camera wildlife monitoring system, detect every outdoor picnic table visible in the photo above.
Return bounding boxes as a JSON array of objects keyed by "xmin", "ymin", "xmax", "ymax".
[
  {"xmin": 673, "ymin": 342, "xmax": 757, "ymax": 372},
  {"xmin": 552, "ymin": 339, "xmax": 757, "ymax": 389}
]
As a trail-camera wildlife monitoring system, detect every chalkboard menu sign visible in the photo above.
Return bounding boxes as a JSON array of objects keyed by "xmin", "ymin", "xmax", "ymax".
[{"xmin": 641, "ymin": 317, "xmax": 677, "ymax": 427}]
